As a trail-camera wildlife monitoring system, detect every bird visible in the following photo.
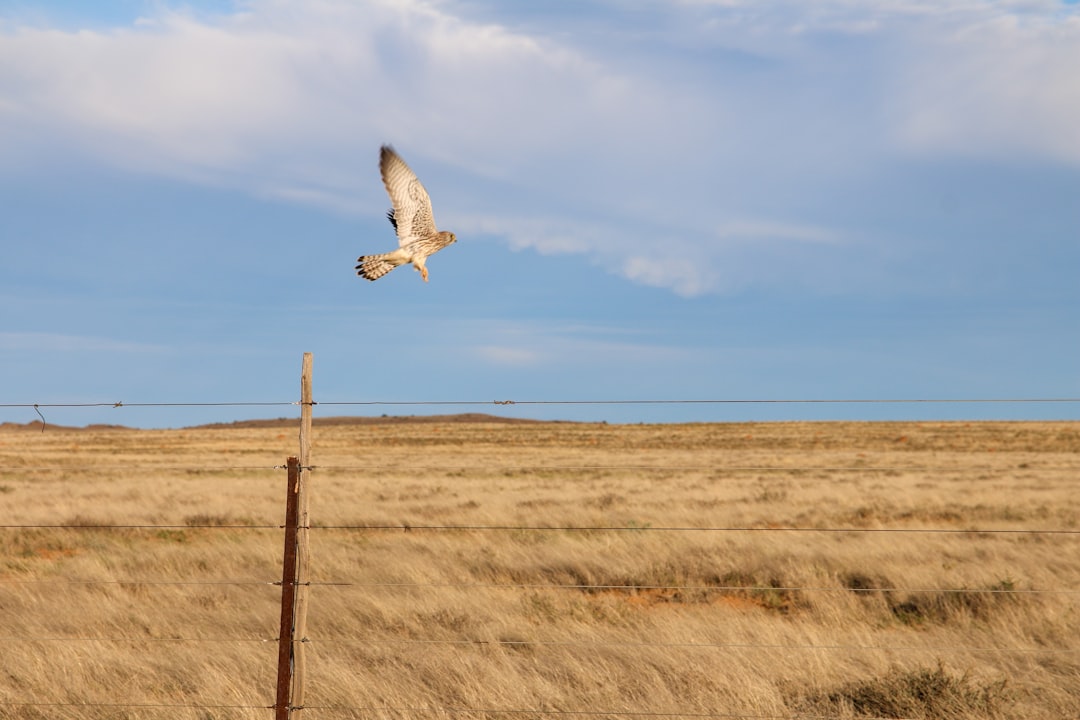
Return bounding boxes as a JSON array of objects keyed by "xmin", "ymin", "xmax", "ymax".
[{"xmin": 355, "ymin": 145, "xmax": 457, "ymax": 282}]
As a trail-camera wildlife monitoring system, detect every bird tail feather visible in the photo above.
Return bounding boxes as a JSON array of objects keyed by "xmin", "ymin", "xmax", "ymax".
[{"xmin": 356, "ymin": 253, "xmax": 403, "ymax": 281}]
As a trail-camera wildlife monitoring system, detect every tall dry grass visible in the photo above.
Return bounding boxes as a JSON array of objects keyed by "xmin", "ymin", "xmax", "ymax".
[{"xmin": 0, "ymin": 419, "xmax": 1078, "ymax": 718}]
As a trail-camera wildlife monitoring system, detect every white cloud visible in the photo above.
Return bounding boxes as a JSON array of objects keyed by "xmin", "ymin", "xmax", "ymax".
[
  {"xmin": 0, "ymin": 0, "xmax": 1077, "ymax": 297},
  {"xmin": 622, "ymin": 255, "xmax": 717, "ymax": 298},
  {"xmin": 0, "ymin": 0, "xmax": 641, "ymax": 173},
  {"xmin": 892, "ymin": 12, "xmax": 1080, "ymax": 163},
  {"xmin": 673, "ymin": 0, "xmax": 1080, "ymax": 164}
]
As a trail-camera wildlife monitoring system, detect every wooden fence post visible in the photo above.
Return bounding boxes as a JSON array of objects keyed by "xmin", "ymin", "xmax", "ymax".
[
  {"xmin": 292, "ymin": 352, "xmax": 313, "ymax": 715},
  {"xmin": 274, "ymin": 353, "xmax": 314, "ymax": 719},
  {"xmin": 274, "ymin": 456, "xmax": 301, "ymax": 720}
]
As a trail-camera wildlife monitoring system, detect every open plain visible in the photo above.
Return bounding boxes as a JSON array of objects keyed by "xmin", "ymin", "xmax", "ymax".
[{"xmin": 1, "ymin": 417, "xmax": 1078, "ymax": 719}]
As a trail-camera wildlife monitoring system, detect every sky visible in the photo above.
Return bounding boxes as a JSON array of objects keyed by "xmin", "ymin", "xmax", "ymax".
[{"xmin": 1, "ymin": 0, "xmax": 1079, "ymax": 428}]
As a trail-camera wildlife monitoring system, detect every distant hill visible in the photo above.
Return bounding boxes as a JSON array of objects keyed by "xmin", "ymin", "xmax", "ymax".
[
  {"xmin": 0, "ymin": 421, "xmax": 133, "ymax": 432},
  {"xmin": 0, "ymin": 414, "xmax": 566, "ymax": 432},
  {"xmin": 192, "ymin": 413, "xmax": 565, "ymax": 429}
]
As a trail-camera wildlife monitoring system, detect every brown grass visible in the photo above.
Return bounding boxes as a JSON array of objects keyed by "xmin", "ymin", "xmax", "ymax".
[{"xmin": 1, "ymin": 419, "xmax": 1079, "ymax": 718}]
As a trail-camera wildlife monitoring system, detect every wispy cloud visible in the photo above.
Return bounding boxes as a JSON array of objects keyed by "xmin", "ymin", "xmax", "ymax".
[
  {"xmin": 454, "ymin": 215, "xmax": 598, "ymax": 256},
  {"xmin": 464, "ymin": 320, "xmax": 692, "ymax": 370}
]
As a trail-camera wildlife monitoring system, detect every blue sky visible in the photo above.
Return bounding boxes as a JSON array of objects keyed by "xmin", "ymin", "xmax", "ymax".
[{"xmin": 1, "ymin": 0, "xmax": 1078, "ymax": 428}]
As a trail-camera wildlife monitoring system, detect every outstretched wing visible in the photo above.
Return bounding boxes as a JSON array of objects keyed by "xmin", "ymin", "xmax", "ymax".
[{"xmin": 380, "ymin": 145, "xmax": 437, "ymax": 247}]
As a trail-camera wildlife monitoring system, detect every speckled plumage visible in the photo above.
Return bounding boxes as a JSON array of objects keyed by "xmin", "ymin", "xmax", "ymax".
[{"xmin": 355, "ymin": 146, "xmax": 457, "ymax": 282}]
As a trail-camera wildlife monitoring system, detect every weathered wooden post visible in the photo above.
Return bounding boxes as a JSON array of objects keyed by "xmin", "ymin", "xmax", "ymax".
[
  {"xmin": 292, "ymin": 352, "xmax": 313, "ymax": 715},
  {"xmin": 274, "ymin": 353, "xmax": 314, "ymax": 719},
  {"xmin": 274, "ymin": 456, "xmax": 301, "ymax": 720}
]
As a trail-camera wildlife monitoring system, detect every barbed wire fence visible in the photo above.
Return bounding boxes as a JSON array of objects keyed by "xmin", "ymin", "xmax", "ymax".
[{"xmin": 1, "ymin": 353, "xmax": 1079, "ymax": 718}]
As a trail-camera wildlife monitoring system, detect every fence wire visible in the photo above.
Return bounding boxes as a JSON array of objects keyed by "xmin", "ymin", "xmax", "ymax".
[
  {"xmin": 6, "ymin": 397, "xmax": 1080, "ymax": 408},
  {"xmin": 1, "ymin": 576, "xmax": 1074, "ymax": 597},
  {"xmin": 0, "ymin": 704, "xmax": 883, "ymax": 720},
  {"xmin": 2, "ymin": 521, "xmax": 1077, "ymax": 534},
  {"xmin": 1, "ymin": 635, "xmax": 1072, "ymax": 656}
]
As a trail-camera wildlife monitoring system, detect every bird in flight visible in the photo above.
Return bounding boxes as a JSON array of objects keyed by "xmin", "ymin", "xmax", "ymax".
[{"xmin": 355, "ymin": 145, "xmax": 457, "ymax": 282}]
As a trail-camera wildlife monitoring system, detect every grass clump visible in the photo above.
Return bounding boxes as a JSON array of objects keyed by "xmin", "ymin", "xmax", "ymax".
[
  {"xmin": 800, "ymin": 663, "xmax": 1012, "ymax": 718},
  {"xmin": 887, "ymin": 580, "xmax": 1020, "ymax": 626},
  {"xmin": 839, "ymin": 572, "xmax": 1021, "ymax": 626}
]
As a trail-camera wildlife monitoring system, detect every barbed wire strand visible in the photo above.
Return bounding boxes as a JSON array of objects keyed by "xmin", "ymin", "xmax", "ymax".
[
  {"xmin": 314, "ymin": 466, "xmax": 1076, "ymax": 473},
  {"xmin": 2, "ymin": 522, "xmax": 1077, "ymax": 535},
  {"xmin": 5, "ymin": 397, "xmax": 1080, "ymax": 410},
  {"xmin": 0, "ymin": 523, "xmax": 285, "ymax": 530},
  {"xmin": 340, "ymin": 637, "xmax": 1072, "ymax": 658},
  {"xmin": 6, "ymin": 577, "xmax": 1031, "ymax": 596},
  {"xmin": 310, "ymin": 464, "xmax": 1073, "ymax": 471},
  {"xmin": 306, "ymin": 581, "xmax": 1077, "ymax": 595},
  {"xmin": 4, "ymin": 464, "xmax": 1048, "ymax": 472},
  {"xmin": 2, "ymin": 468, "xmax": 287, "ymax": 475},
  {"xmin": 0, "ymin": 701, "xmax": 272, "ymax": 710},
  {"xmin": 307, "ymin": 524, "xmax": 1080, "ymax": 535},
  {"xmin": 0, "ymin": 578, "xmax": 276, "ymax": 586},
  {"xmin": 10, "ymin": 465, "xmax": 1076, "ymax": 480},
  {"xmin": 0, "ymin": 402, "xmax": 294, "ymax": 408},
  {"xmin": 0, "ymin": 577, "xmax": 1071, "ymax": 595},
  {"xmin": 0, "ymin": 635, "xmax": 276, "ymax": 643},
  {"xmin": 318, "ymin": 398, "xmax": 1080, "ymax": 406},
  {"xmin": 0, "ymin": 635, "xmax": 1070, "ymax": 656},
  {"xmin": 244, "ymin": 705, "xmax": 932, "ymax": 719}
]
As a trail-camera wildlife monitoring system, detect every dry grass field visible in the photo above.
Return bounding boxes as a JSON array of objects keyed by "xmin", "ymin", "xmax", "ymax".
[{"xmin": 1, "ymin": 416, "xmax": 1079, "ymax": 719}]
